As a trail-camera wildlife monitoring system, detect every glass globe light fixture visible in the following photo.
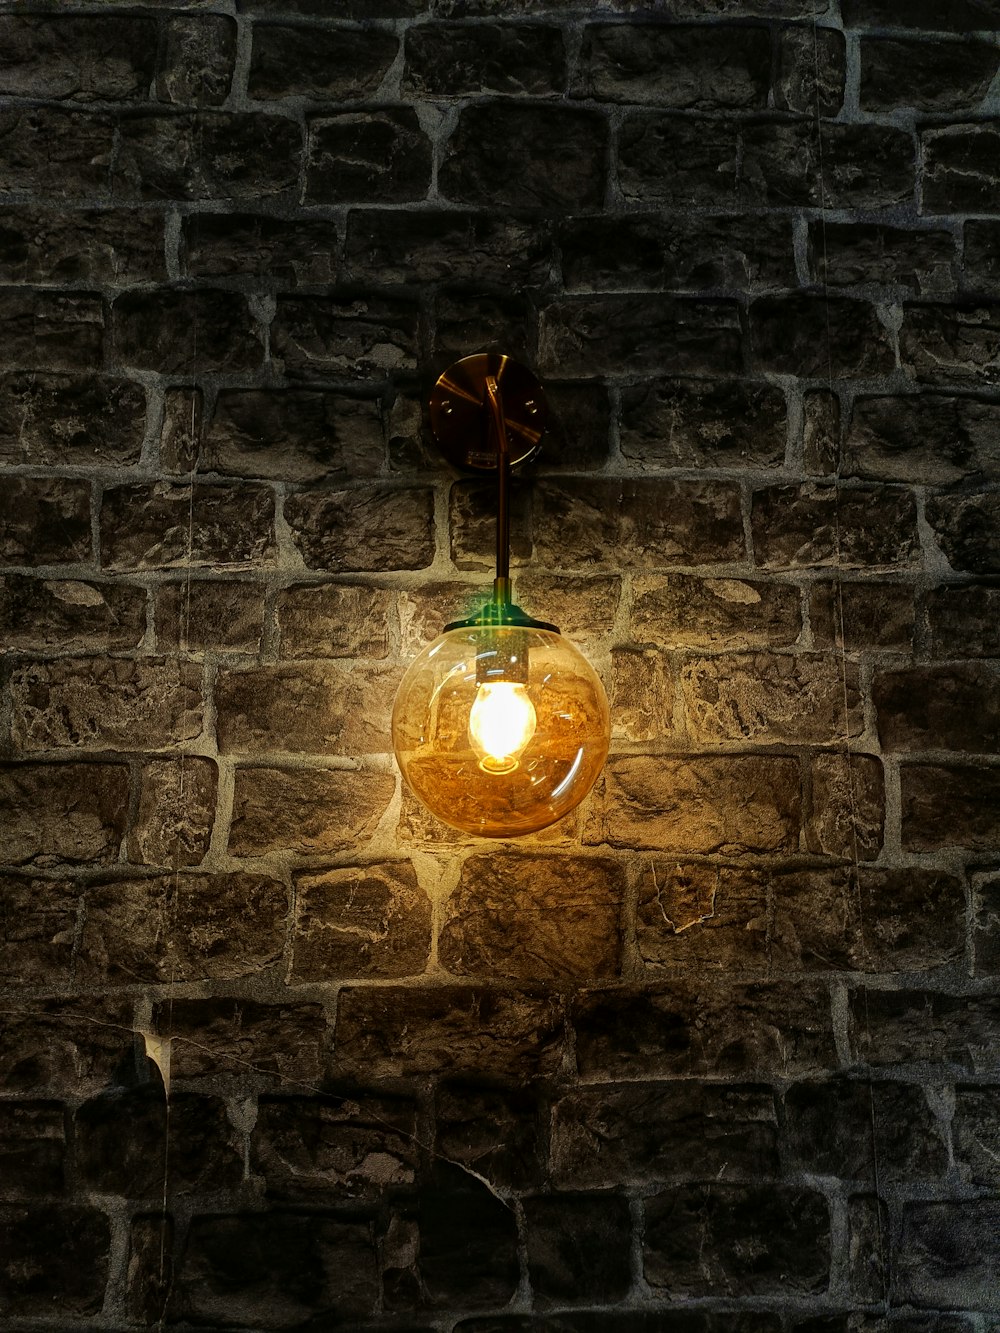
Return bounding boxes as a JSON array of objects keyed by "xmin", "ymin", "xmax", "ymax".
[{"xmin": 392, "ymin": 353, "xmax": 610, "ymax": 838}]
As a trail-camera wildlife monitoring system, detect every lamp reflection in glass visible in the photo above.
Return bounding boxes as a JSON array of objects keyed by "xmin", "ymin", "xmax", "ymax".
[{"xmin": 392, "ymin": 354, "xmax": 610, "ymax": 838}]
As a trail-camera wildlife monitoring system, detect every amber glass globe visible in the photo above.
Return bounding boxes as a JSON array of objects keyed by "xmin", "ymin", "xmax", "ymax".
[{"xmin": 392, "ymin": 623, "xmax": 610, "ymax": 838}]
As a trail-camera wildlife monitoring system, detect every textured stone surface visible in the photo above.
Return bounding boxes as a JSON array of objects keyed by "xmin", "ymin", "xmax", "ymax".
[
  {"xmin": 631, "ymin": 574, "xmax": 800, "ymax": 649},
  {"xmin": 803, "ymin": 388, "xmax": 840, "ymax": 474},
  {"xmin": 228, "ymin": 766, "xmax": 395, "ymax": 856},
  {"xmin": 0, "ymin": 14, "xmax": 156, "ymax": 100},
  {"xmin": 0, "ymin": 1101, "xmax": 65, "ymax": 1195},
  {"xmin": 842, "ymin": 0, "xmax": 1000, "ymax": 26},
  {"xmin": 966, "ymin": 220, "xmax": 1000, "ymax": 291},
  {"xmin": 333, "ymin": 986, "xmax": 564, "ymax": 1079},
  {"xmin": 0, "ymin": 208, "xmax": 164, "ymax": 287},
  {"xmin": 611, "ymin": 645, "xmax": 675, "ymax": 741},
  {"xmin": 809, "ymin": 581, "xmax": 915, "ymax": 652},
  {"xmin": 927, "ymin": 583, "xmax": 1000, "ymax": 658},
  {"xmin": 290, "ymin": 862, "xmax": 431, "ymax": 980},
  {"xmin": 130, "ymin": 757, "xmax": 217, "ymax": 867},
  {"xmin": 0, "ymin": 762, "xmax": 128, "ymax": 867},
  {"xmin": 0, "ymin": 107, "xmax": 113, "ymax": 198},
  {"xmin": 901, "ymin": 763, "xmax": 1000, "ymax": 853},
  {"xmin": 874, "ymin": 663, "xmax": 1000, "ymax": 753},
  {"xmin": 285, "ymin": 485, "xmax": 434, "ymax": 571},
  {"xmin": 585, "ymin": 754, "xmax": 801, "ymax": 852},
  {"xmin": 11, "ymin": 658, "xmax": 202, "ymax": 753},
  {"xmin": 77, "ymin": 872, "xmax": 287, "ymax": 983},
  {"xmin": 0, "ymin": 1205, "xmax": 110, "ymax": 1316},
  {"xmin": 973, "ymin": 871, "xmax": 1000, "ymax": 976},
  {"xmin": 0, "ymin": 290, "xmax": 103, "ymax": 371},
  {"xmin": 155, "ymin": 579, "xmax": 265, "ymax": 653},
  {"xmin": 126, "ymin": 1214, "xmax": 173, "ymax": 1328},
  {"xmin": 0, "ymin": 372, "xmax": 144, "ymax": 467},
  {"xmin": 277, "ymin": 582, "xmax": 392, "ymax": 658},
  {"xmin": 751, "ymin": 484, "xmax": 919, "ymax": 570},
  {"xmin": 750, "ymin": 294, "xmax": 895, "ymax": 377},
  {"xmin": 306, "ymin": 109, "xmax": 432, "ymax": 204},
  {"xmin": 0, "ymin": 875, "xmax": 78, "ymax": 987},
  {"xmin": 644, "ymin": 1185, "xmax": 829, "ymax": 1296},
  {"xmin": 807, "ymin": 752, "xmax": 885, "ymax": 860},
  {"xmin": 110, "ymin": 289, "xmax": 262, "ymax": 374},
  {"xmin": 551, "ymin": 1083, "xmax": 778, "ymax": 1187},
  {"xmin": 635, "ymin": 862, "xmax": 769, "ymax": 973},
  {"xmin": 845, "ymin": 394, "xmax": 1000, "ymax": 485},
  {"xmin": 576, "ymin": 23, "xmax": 769, "ymax": 107},
  {"xmin": 0, "ymin": 998, "xmax": 134, "ymax": 1094},
  {"xmin": 926, "ymin": 491, "xmax": 1000, "ymax": 574},
  {"xmin": 100, "ymin": 481, "xmax": 275, "ymax": 571},
  {"xmin": 439, "ymin": 854, "xmax": 623, "ymax": 982},
  {"xmin": 573, "ymin": 982, "xmax": 836, "ymax": 1079},
  {"xmin": 540, "ymin": 296, "xmax": 741, "ymax": 377},
  {"xmin": 252, "ymin": 1092, "xmax": 418, "ymax": 1199},
  {"xmin": 923, "ymin": 124, "xmax": 1000, "ymax": 214},
  {"xmin": 813, "ymin": 224, "xmax": 955, "ymax": 295},
  {"xmin": 273, "ymin": 295, "xmax": 420, "ymax": 381},
  {"xmin": 524, "ymin": 1193, "xmax": 632, "ymax": 1305},
  {"xmin": 895, "ymin": 1200, "xmax": 1000, "ymax": 1310},
  {"xmin": 849, "ymin": 990, "xmax": 1000, "ymax": 1074},
  {"xmin": 181, "ymin": 212, "xmax": 339, "ymax": 285},
  {"xmin": 436, "ymin": 1083, "xmax": 543, "ymax": 1191},
  {"xmin": 861, "ymin": 38, "xmax": 997, "ymax": 111},
  {"xmin": 619, "ymin": 378, "xmax": 786, "ymax": 470},
  {"xmin": 743, "ymin": 120, "xmax": 914, "ymax": 208},
  {"xmin": 776, "ymin": 25, "xmax": 845, "ymax": 115},
  {"xmin": 153, "ymin": 998, "xmax": 327, "ymax": 1084},
  {"xmin": 250, "ymin": 22, "xmax": 398, "ymax": 99},
  {"xmin": 954, "ymin": 1086, "xmax": 1000, "ymax": 1185},
  {"xmin": 0, "ymin": 477, "xmax": 91, "ymax": 566},
  {"xmin": 158, "ymin": 15, "xmax": 236, "ymax": 106},
  {"xmin": 619, "ymin": 113, "xmax": 739, "ymax": 207},
  {"xmin": 404, "ymin": 23, "xmax": 565, "ymax": 96},
  {"xmin": 901, "ymin": 303, "xmax": 1000, "ymax": 388}
]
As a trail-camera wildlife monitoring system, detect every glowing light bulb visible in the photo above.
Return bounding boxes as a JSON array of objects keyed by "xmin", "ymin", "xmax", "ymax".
[{"xmin": 468, "ymin": 681, "xmax": 537, "ymax": 775}]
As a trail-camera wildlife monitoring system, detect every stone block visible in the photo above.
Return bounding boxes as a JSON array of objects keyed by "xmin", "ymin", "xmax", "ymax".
[
  {"xmin": 540, "ymin": 295, "xmax": 742, "ymax": 378},
  {"xmin": 523, "ymin": 1192, "xmax": 632, "ymax": 1306},
  {"xmin": 160, "ymin": 385, "xmax": 201, "ymax": 473},
  {"xmin": 771, "ymin": 866, "xmax": 964, "ymax": 973},
  {"xmin": 619, "ymin": 113, "xmax": 738, "ymax": 207},
  {"xmin": 973, "ymin": 871, "xmax": 1000, "ymax": 975},
  {"xmin": 812, "ymin": 225, "xmax": 955, "ymax": 295},
  {"xmin": 272, "ymin": 294, "xmax": 420, "ymax": 382},
  {"xmin": 742, "ymin": 120, "xmax": 914, "ymax": 208},
  {"xmin": 514, "ymin": 574, "xmax": 621, "ymax": 644},
  {"xmin": 901, "ymin": 762, "xmax": 1000, "ymax": 853},
  {"xmin": 926, "ymin": 492, "xmax": 1000, "ymax": 575},
  {"xmin": 845, "ymin": 394, "xmax": 1000, "ymax": 485},
  {"xmin": 895, "ymin": 1200, "xmax": 1000, "ymax": 1311},
  {"xmin": 77, "ymin": 871, "xmax": 287, "ymax": 984},
  {"xmin": 813, "ymin": 575, "xmax": 917, "ymax": 659},
  {"xmin": 573, "ymin": 981, "xmax": 837, "ymax": 1079},
  {"xmin": 639, "ymin": 858, "xmax": 766, "ymax": 969},
  {"xmin": 0, "ymin": 14, "xmax": 156, "ymax": 100},
  {"xmin": 306, "ymin": 109, "xmax": 432, "ymax": 204},
  {"xmin": 559, "ymin": 213, "xmax": 796, "ymax": 293},
  {"xmin": 285, "ymin": 484, "xmax": 434, "ymax": 572},
  {"xmin": 101, "ymin": 481, "xmax": 275, "ymax": 571},
  {"xmin": 849, "ymin": 989, "xmax": 1000, "ymax": 1074},
  {"xmin": 155, "ymin": 580, "xmax": 265, "ymax": 654},
  {"xmin": 782, "ymin": 1079, "xmax": 875, "ymax": 1180},
  {"xmin": 807, "ymin": 753, "xmax": 885, "ymax": 861},
  {"xmin": 115, "ymin": 111, "xmax": 301, "ymax": 202},
  {"xmin": 576, "ymin": 23, "xmax": 769, "ymax": 107},
  {"xmin": 0, "ymin": 762, "xmax": 128, "ymax": 866},
  {"xmin": 611, "ymin": 645, "xmax": 675, "ymax": 742},
  {"xmin": 631, "ymin": 574, "xmax": 800, "ymax": 650},
  {"xmin": 0, "ymin": 1204, "xmax": 110, "ymax": 1316},
  {"xmin": 216, "ymin": 662, "xmax": 397, "ymax": 755},
  {"xmin": 584, "ymin": 754, "xmax": 801, "ymax": 853},
  {"xmin": 110, "ymin": 290, "xmax": 262, "ymax": 374},
  {"xmin": 551, "ymin": 1083, "xmax": 778, "ymax": 1188},
  {"xmin": 277, "ymin": 583, "xmax": 392, "ymax": 659},
  {"xmin": 0, "ymin": 107, "xmax": 113, "ymax": 198},
  {"xmin": 158, "ymin": 15, "xmax": 236, "ymax": 106},
  {"xmin": 0, "ymin": 1101, "xmax": 65, "ymax": 1195},
  {"xmin": 346, "ymin": 209, "xmax": 553, "ymax": 289},
  {"xmin": 181, "ymin": 213, "xmax": 340, "ymax": 285},
  {"xmin": 228, "ymin": 766, "xmax": 394, "ymax": 856},
  {"xmin": 0, "ymin": 998, "xmax": 134, "ymax": 1094},
  {"xmin": 966, "ymin": 220, "xmax": 1000, "ymax": 292},
  {"xmin": 249, "ymin": 22, "xmax": 398, "ymax": 99},
  {"xmin": 619, "ymin": 378, "xmax": 786, "ymax": 470},
  {"xmin": 75, "ymin": 1086, "xmax": 242, "ymax": 1195},
  {"xmin": 0, "ymin": 289, "xmax": 103, "ymax": 372},
  {"xmin": 333, "ymin": 986, "xmax": 564, "ymax": 1080},
  {"xmin": 534, "ymin": 477, "xmax": 745, "ymax": 569},
  {"xmin": 436, "ymin": 1083, "xmax": 543, "ymax": 1190},
  {"xmin": 290, "ymin": 862, "xmax": 430, "ymax": 981},
  {"xmin": 850, "ymin": 1194, "xmax": 889, "ymax": 1302},
  {"xmin": 438, "ymin": 853, "xmax": 624, "ymax": 982},
  {"xmin": 678, "ymin": 651, "xmax": 861, "ymax": 744},
  {"xmin": 0, "ymin": 373, "xmax": 145, "ymax": 468},
  {"xmin": 0, "ymin": 478, "xmax": 91, "ymax": 566},
  {"xmin": 0, "ymin": 875, "xmax": 77, "ymax": 987},
  {"xmin": 750, "ymin": 294, "xmax": 894, "ymax": 378},
  {"xmin": 404, "ymin": 23, "xmax": 565, "ymax": 96},
  {"xmin": 397, "ymin": 580, "xmax": 483, "ymax": 655},
  {"xmin": 861, "ymin": 37, "xmax": 996, "ymax": 111},
  {"xmin": 874, "ymin": 663, "xmax": 1000, "ymax": 753},
  {"xmin": 954, "ymin": 1086, "xmax": 1000, "ymax": 1185},
  {"xmin": 842, "ymin": 0, "xmax": 999, "ymax": 26},
  {"xmin": 923, "ymin": 123, "xmax": 1000, "ymax": 214},
  {"xmin": 644, "ymin": 1184, "xmax": 829, "ymax": 1295},
  {"xmin": 130, "ymin": 757, "xmax": 217, "ymax": 867},
  {"xmin": 901, "ymin": 303, "xmax": 1000, "ymax": 388},
  {"xmin": 751, "ymin": 484, "xmax": 919, "ymax": 570},
  {"xmin": 928, "ymin": 584, "xmax": 1000, "ymax": 658},
  {"xmin": 776, "ymin": 25, "xmax": 845, "ymax": 115},
  {"xmin": 11, "ymin": 658, "xmax": 202, "ymax": 753},
  {"xmin": 154, "ymin": 999, "xmax": 327, "ymax": 1086},
  {"xmin": 432, "ymin": 289, "xmax": 534, "ymax": 365},
  {"xmin": 449, "ymin": 477, "xmax": 533, "ymax": 570},
  {"xmin": 127, "ymin": 1215, "xmax": 172, "ymax": 1328},
  {"xmin": 0, "ymin": 207, "xmax": 165, "ymax": 286},
  {"xmin": 804, "ymin": 389, "xmax": 840, "ymax": 475},
  {"xmin": 440, "ymin": 104, "xmax": 607, "ymax": 210},
  {"xmin": 251, "ymin": 1092, "xmax": 418, "ymax": 1199},
  {"xmin": 171, "ymin": 1212, "xmax": 379, "ymax": 1327}
]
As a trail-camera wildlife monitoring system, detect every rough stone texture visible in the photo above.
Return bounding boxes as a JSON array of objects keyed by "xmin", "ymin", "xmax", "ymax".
[
  {"xmin": 619, "ymin": 113, "xmax": 739, "ymax": 207},
  {"xmin": 895, "ymin": 1200, "xmax": 1000, "ymax": 1311},
  {"xmin": 228, "ymin": 766, "xmax": 395, "ymax": 856},
  {"xmin": 901, "ymin": 303, "xmax": 1000, "ymax": 388},
  {"xmin": 585, "ymin": 754, "xmax": 801, "ymax": 852},
  {"xmin": 901, "ymin": 762, "xmax": 1000, "ymax": 853},
  {"xmin": 972, "ymin": 870, "xmax": 1000, "ymax": 976},
  {"xmin": 77, "ymin": 871, "xmax": 287, "ymax": 984},
  {"xmin": 751, "ymin": 484, "xmax": 920, "ymax": 570},
  {"xmin": 158, "ymin": 15, "xmax": 236, "ymax": 106},
  {"xmin": 284, "ymin": 485, "xmax": 436, "ymax": 572},
  {"xmin": 611, "ymin": 645, "xmax": 675, "ymax": 741},
  {"xmin": 290, "ymin": 862, "xmax": 431, "ymax": 980},
  {"xmin": 276, "ymin": 583, "xmax": 392, "ymax": 659},
  {"xmin": 130, "ymin": 757, "xmax": 217, "ymax": 867},
  {"xmin": 524, "ymin": 1193, "xmax": 633, "ymax": 1305},
  {"xmin": 809, "ymin": 581, "xmax": 915, "ymax": 652},
  {"xmin": 155, "ymin": 579, "xmax": 265, "ymax": 654},
  {"xmin": 181, "ymin": 213, "xmax": 340, "ymax": 285},
  {"xmin": 0, "ymin": 373, "xmax": 145, "ymax": 467},
  {"xmin": 965, "ymin": 220, "xmax": 1000, "ymax": 292},
  {"xmin": 619, "ymin": 378, "xmax": 786, "ymax": 470},
  {"xmin": 742, "ymin": 121, "xmax": 914, "ymax": 209},
  {"xmin": 439, "ymin": 854, "xmax": 623, "ymax": 981},
  {"xmin": 874, "ymin": 663, "xmax": 1000, "ymax": 753},
  {"xmin": 0, "ymin": 761, "xmax": 128, "ymax": 867},
  {"xmin": 750, "ymin": 294, "xmax": 895, "ymax": 378},
  {"xmin": 925, "ymin": 491, "xmax": 1000, "ymax": 575},
  {"xmin": 841, "ymin": 0, "xmax": 1000, "ymax": 27},
  {"xmin": 813, "ymin": 225, "xmax": 955, "ymax": 295},
  {"xmin": 776, "ymin": 25, "xmax": 845, "ymax": 115},
  {"xmin": 0, "ymin": 1204, "xmax": 110, "ymax": 1316},
  {"xmin": 849, "ymin": 990, "xmax": 1000, "ymax": 1075},
  {"xmin": 0, "ymin": 15, "xmax": 157, "ymax": 101},
  {"xmin": 923, "ymin": 124, "xmax": 1000, "ymax": 214},
  {"xmin": 152, "ymin": 997, "xmax": 327, "ymax": 1085},
  {"xmin": 11, "ymin": 658, "xmax": 202, "ymax": 753},
  {"xmin": 0, "ymin": 1101, "xmax": 65, "ymax": 1195},
  {"xmin": 635, "ymin": 862, "xmax": 769, "ymax": 973},
  {"xmin": 436, "ymin": 1083, "xmax": 543, "ymax": 1191},
  {"xmin": 0, "ymin": 107, "xmax": 114, "ymax": 198},
  {"xmin": 0, "ymin": 875, "xmax": 78, "ymax": 987},
  {"xmin": 953, "ymin": 1086, "xmax": 1000, "ymax": 1185},
  {"xmin": 0, "ymin": 998, "xmax": 135, "ymax": 1095},
  {"xmin": 250, "ymin": 23, "xmax": 398, "ymax": 100},
  {"xmin": 404, "ymin": 23, "xmax": 566, "ymax": 97},
  {"xmin": 100, "ymin": 481, "xmax": 275, "ymax": 571},
  {"xmin": 110, "ymin": 289, "xmax": 263, "ymax": 374},
  {"xmin": 306, "ymin": 109, "xmax": 432, "ymax": 205},
  {"xmin": 845, "ymin": 394, "xmax": 1000, "ymax": 485},
  {"xmin": 273, "ymin": 295, "xmax": 420, "ymax": 382},
  {"xmin": 803, "ymin": 388, "xmax": 840, "ymax": 475},
  {"xmin": 0, "ymin": 208, "xmax": 165, "ymax": 287},
  {"xmin": 927, "ymin": 583, "xmax": 1000, "ymax": 658},
  {"xmin": 631, "ymin": 574, "xmax": 800, "ymax": 649},
  {"xmin": 0, "ymin": 477, "xmax": 91, "ymax": 566},
  {"xmin": 0, "ymin": 289, "xmax": 104, "ymax": 371},
  {"xmin": 807, "ymin": 753, "xmax": 885, "ymax": 861},
  {"xmin": 862, "ymin": 38, "xmax": 997, "ymax": 112}
]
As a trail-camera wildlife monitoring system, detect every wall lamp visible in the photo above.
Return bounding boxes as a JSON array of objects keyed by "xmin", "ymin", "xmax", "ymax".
[{"xmin": 392, "ymin": 353, "xmax": 610, "ymax": 837}]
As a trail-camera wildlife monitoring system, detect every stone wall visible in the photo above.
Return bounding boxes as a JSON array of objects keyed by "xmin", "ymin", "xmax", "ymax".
[{"xmin": 0, "ymin": 0, "xmax": 998, "ymax": 1328}]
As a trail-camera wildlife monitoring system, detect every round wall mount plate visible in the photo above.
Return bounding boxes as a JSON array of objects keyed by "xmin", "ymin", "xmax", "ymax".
[{"xmin": 429, "ymin": 353, "xmax": 548, "ymax": 471}]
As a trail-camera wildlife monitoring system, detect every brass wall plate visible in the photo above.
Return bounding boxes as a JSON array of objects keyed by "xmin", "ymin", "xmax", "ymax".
[{"xmin": 429, "ymin": 352, "xmax": 547, "ymax": 471}]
